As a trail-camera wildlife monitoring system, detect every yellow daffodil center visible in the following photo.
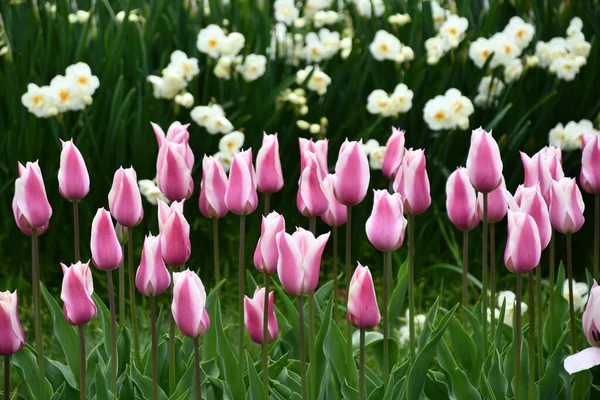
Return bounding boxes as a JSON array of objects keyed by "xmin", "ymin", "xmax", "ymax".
[
  {"xmin": 380, "ymin": 43, "xmax": 388, "ymax": 53},
  {"xmin": 32, "ymin": 95, "xmax": 43, "ymax": 106},
  {"xmin": 59, "ymin": 89, "xmax": 70, "ymax": 102},
  {"xmin": 208, "ymin": 39, "xmax": 218, "ymax": 48},
  {"xmin": 78, "ymin": 76, "xmax": 89, "ymax": 85},
  {"xmin": 434, "ymin": 110, "xmax": 445, "ymax": 120}
]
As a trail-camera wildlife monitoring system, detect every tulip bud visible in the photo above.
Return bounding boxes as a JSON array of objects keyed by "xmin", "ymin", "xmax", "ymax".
[
  {"xmin": 13, "ymin": 161, "xmax": 53, "ymax": 231},
  {"xmin": 256, "ymin": 133, "xmax": 284, "ymax": 194},
  {"xmin": 393, "ymin": 149, "xmax": 431, "ymax": 215},
  {"xmin": 297, "ymin": 152, "xmax": 329, "ymax": 216},
  {"xmin": 244, "ymin": 288, "xmax": 279, "ymax": 344},
  {"xmin": 151, "ymin": 121, "xmax": 194, "ymax": 169},
  {"xmin": 334, "ymin": 139, "xmax": 370, "ymax": 206},
  {"xmin": 199, "ymin": 155, "xmax": 229, "ymax": 219},
  {"xmin": 365, "ymin": 189, "xmax": 407, "ymax": 252},
  {"xmin": 477, "ymin": 179, "xmax": 508, "ymax": 224},
  {"xmin": 61, "ymin": 262, "xmax": 97, "ymax": 325},
  {"xmin": 254, "ymin": 212, "xmax": 286, "ymax": 274},
  {"xmin": 320, "ymin": 174, "xmax": 347, "ymax": 227},
  {"xmin": 224, "ymin": 149, "xmax": 258, "ymax": 215},
  {"xmin": 276, "ymin": 228, "xmax": 330, "ymax": 295},
  {"xmin": 299, "ymin": 138, "xmax": 328, "ymax": 177},
  {"xmin": 581, "ymin": 134, "xmax": 600, "ymax": 194},
  {"xmin": 108, "ymin": 167, "xmax": 144, "ymax": 227},
  {"xmin": 382, "ymin": 128, "xmax": 405, "ymax": 179},
  {"xmin": 158, "ymin": 199, "xmax": 191, "ymax": 266},
  {"xmin": 446, "ymin": 168, "xmax": 480, "ymax": 231},
  {"xmin": 156, "ymin": 141, "xmax": 194, "ymax": 202},
  {"xmin": 0, "ymin": 290, "xmax": 25, "ymax": 356},
  {"xmin": 136, "ymin": 234, "xmax": 171, "ymax": 296},
  {"xmin": 347, "ymin": 264, "xmax": 380, "ymax": 329},
  {"xmin": 504, "ymin": 211, "xmax": 541, "ymax": 274},
  {"xmin": 466, "ymin": 128, "xmax": 503, "ymax": 193},
  {"xmin": 520, "ymin": 147, "xmax": 563, "ymax": 202},
  {"xmin": 90, "ymin": 208, "xmax": 123, "ymax": 270},
  {"xmin": 549, "ymin": 178, "xmax": 585, "ymax": 234},
  {"xmin": 58, "ymin": 139, "xmax": 90, "ymax": 200},
  {"xmin": 172, "ymin": 269, "xmax": 210, "ymax": 338},
  {"xmin": 515, "ymin": 185, "xmax": 552, "ymax": 249}
]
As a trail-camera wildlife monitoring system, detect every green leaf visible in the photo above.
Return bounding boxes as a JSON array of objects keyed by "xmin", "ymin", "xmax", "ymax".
[
  {"xmin": 437, "ymin": 338, "xmax": 481, "ymax": 400},
  {"xmin": 544, "ymin": 263, "xmax": 568, "ymax": 352},
  {"xmin": 447, "ymin": 315, "xmax": 478, "ymax": 381},
  {"xmin": 572, "ymin": 369, "xmax": 592, "ymax": 400},
  {"xmin": 92, "ymin": 292, "xmax": 112, "ymax": 360},
  {"xmin": 423, "ymin": 263, "xmax": 483, "ymax": 289},
  {"xmin": 131, "ymin": 362, "xmax": 168, "ymax": 400},
  {"xmin": 323, "ymin": 319, "xmax": 358, "ymax": 391},
  {"xmin": 538, "ymin": 330, "xmax": 568, "ymax": 400},
  {"xmin": 46, "ymin": 359, "xmax": 78, "ymax": 390},
  {"xmin": 245, "ymin": 352, "xmax": 264, "ymax": 399},
  {"xmin": 388, "ymin": 259, "xmax": 409, "ymax": 331},
  {"xmin": 12, "ymin": 345, "xmax": 53, "ymax": 400},
  {"xmin": 418, "ymin": 298, "xmax": 440, "ymax": 350},
  {"xmin": 424, "ymin": 371, "xmax": 450, "ymax": 400},
  {"xmin": 486, "ymin": 349, "xmax": 508, "ymax": 400},
  {"xmin": 116, "ymin": 326, "xmax": 131, "ymax": 377},
  {"xmin": 95, "ymin": 364, "xmax": 115, "ymax": 400}
]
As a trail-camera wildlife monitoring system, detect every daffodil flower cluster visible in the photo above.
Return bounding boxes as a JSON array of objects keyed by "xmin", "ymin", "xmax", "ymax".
[
  {"xmin": 548, "ymin": 119, "xmax": 600, "ymax": 151},
  {"xmin": 296, "ymin": 117, "xmax": 328, "ymax": 136},
  {"xmin": 425, "ymin": 13, "xmax": 469, "ymax": 65},
  {"xmin": 398, "ymin": 311, "xmax": 427, "ymax": 346},
  {"xmin": 366, "ymin": 84, "xmax": 414, "ymax": 117},
  {"xmin": 21, "ymin": 62, "xmax": 99, "ymax": 118},
  {"xmin": 488, "ymin": 290, "xmax": 528, "ymax": 328},
  {"xmin": 190, "ymin": 103, "xmax": 235, "ymax": 135},
  {"xmin": 68, "ymin": 10, "xmax": 90, "ymax": 24},
  {"xmin": 214, "ymin": 131, "xmax": 246, "ymax": 172},
  {"xmin": 351, "ymin": 0, "xmax": 385, "ymax": 18},
  {"xmin": 147, "ymin": 50, "xmax": 199, "ymax": 101},
  {"xmin": 296, "ymin": 65, "xmax": 331, "ymax": 95},
  {"xmin": 474, "ymin": 76, "xmax": 506, "ymax": 108},
  {"xmin": 370, "ymin": 30, "xmax": 414, "ymax": 63},
  {"xmin": 362, "ymin": 139, "xmax": 387, "ymax": 170},
  {"xmin": 562, "ymin": 279, "xmax": 590, "ymax": 312},
  {"xmin": 138, "ymin": 179, "xmax": 169, "ymax": 206},
  {"xmin": 423, "ymin": 88, "xmax": 474, "ymax": 131},
  {"xmin": 277, "ymin": 88, "xmax": 309, "ymax": 116}
]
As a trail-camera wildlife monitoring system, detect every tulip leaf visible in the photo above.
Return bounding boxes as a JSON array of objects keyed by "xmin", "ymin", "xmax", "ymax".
[
  {"xmin": 245, "ymin": 352, "xmax": 264, "ymax": 399},
  {"xmin": 275, "ymin": 366, "xmax": 302, "ymax": 396},
  {"xmin": 273, "ymin": 280, "xmax": 300, "ymax": 355},
  {"xmin": 116, "ymin": 326, "xmax": 131, "ymax": 377},
  {"xmin": 40, "ymin": 283, "xmax": 80, "ymax": 379},
  {"xmin": 572, "ymin": 369, "xmax": 592, "ymax": 400},
  {"xmin": 117, "ymin": 366, "xmax": 134, "ymax": 400},
  {"xmin": 388, "ymin": 258, "xmax": 409, "ymax": 332},
  {"xmin": 418, "ymin": 298, "xmax": 440, "ymax": 350},
  {"xmin": 131, "ymin": 361, "xmax": 168, "ymax": 400},
  {"xmin": 50, "ymin": 382, "xmax": 65, "ymax": 400},
  {"xmin": 485, "ymin": 349, "xmax": 507, "ymax": 400},
  {"xmin": 11, "ymin": 345, "xmax": 53, "ymax": 400},
  {"xmin": 92, "ymin": 293, "xmax": 111, "ymax": 360},
  {"xmin": 46, "ymin": 359, "xmax": 78, "ymax": 390},
  {"xmin": 544, "ymin": 263, "xmax": 568, "ymax": 353},
  {"xmin": 446, "ymin": 314, "xmax": 478, "ymax": 381},
  {"xmin": 323, "ymin": 319, "xmax": 358, "ymax": 392},
  {"xmin": 94, "ymin": 364, "xmax": 114, "ymax": 400},
  {"xmin": 423, "ymin": 371, "xmax": 450, "ymax": 399},
  {"xmin": 268, "ymin": 353, "xmax": 289, "ymax": 381},
  {"xmin": 437, "ymin": 338, "xmax": 481, "ymax": 399},
  {"xmin": 538, "ymin": 329, "xmax": 568, "ymax": 400}
]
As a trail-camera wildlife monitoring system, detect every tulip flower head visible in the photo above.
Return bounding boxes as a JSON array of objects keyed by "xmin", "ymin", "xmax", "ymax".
[
  {"xmin": 136, "ymin": 234, "xmax": 171, "ymax": 296},
  {"xmin": 334, "ymin": 139, "xmax": 370, "ymax": 206},
  {"xmin": 276, "ymin": 228, "xmax": 330, "ymax": 295},
  {"xmin": 520, "ymin": 146, "xmax": 563, "ymax": 202},
  {"xmin": 90, "ymin": 208, "xmax": 123, "ymax": 270},
  {"xmin": 151, "ymin": 121, "xmax": 194, "ymax": 169},
  {"xmin": 199, "ymin": 155, "xmax": 229, "ymax": 219},
  {"xmin": 477, "ymin": 178, "xmax": 508, "ymax": 223},
  {"xmin": 224, "ymin": 149, "xmax": 258, "ymax": 215},
  {"xmin": 514, "ymin": 185, "xmax": 552, "ymax": 249},
  {"xmin": 347, "ymin": 264, "xmax": 380, "ymax": 329},
  {"xmin": 13, "ymin": 161, "xmax": 53, "ymax": 232},
  {"xmin": 299, "ymin": 138, "xmax": 328, "ymax": 177},
  {"xmin": 581, "ymin": 134, "xmax": 600, "ymax": 194},
  {"xmin": 382, "ymin": 127, "xmax": 406, "ymax": 179},
  {"xmin": 61, "ymin": 262, "xmax": 97, "ymax": 325},
  {"xmin": 58, "ymin": 139, "xmax": 90, "ymax": 200},
  {"xmin": 365, "ymin": 189, "xmax": 407, "ymax": 252},
  {"xmin": 466, "ymin": 128, "xmax": 503, "ymax": 193},
  {"xmin": 158, "ymin": 199, "xmax": 191, "ymax": 266},
  {"xmin": 156, "ymin": 140, "xmax": 194, "ymax": 202},
  {"xmin": 0, "ymin": 290, "xmax": 25, "ymax": 356},
  {"xmin": 108, "ymin": 167, "xmax": 144, "ymax": 227},
  {"xmin": 504, "ymin": 210, "xmax": 541, "ymax": 274},
  {"xmin": 297, "ymin": 152, "xmax": 328, "ymax": 216},
  {"xmin": 244, "ymin": 287, "xmax": 279, "ymax": 344},
  {"xmin": 254, "ymin": 212, "xmax": 286, "ymax": 274},
  {"xmin": 549, "ymin": 178, "xmax": 585, "ymax": 234},
  {"xmin": 172, "ymin": 269, "xmax": 210, "ymax": 338},
  {"xmin": 446, "ymin": 167, "xmax": 480, "ymax": 231},
  {"xmin": 393, "ymin": 148, "xmax": 431, "ymax": 215},
  {"xmin": 256, "ymin": 133, "xmax": 284, "ymax": 194},
  {"xmin": 320, "ymin": 173, "xmax": 347, "ymax": 227}
]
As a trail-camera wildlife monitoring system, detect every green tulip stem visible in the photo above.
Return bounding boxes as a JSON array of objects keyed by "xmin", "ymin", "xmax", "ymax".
[
  {"xmin": 264, "ymin": 193, "xmax": 271, "ymax": 216},
  {"xmin": 515, "ymin": 275, "xmax": 522, "ymax": 400},
  {"xmin": 359, "ymin": 328, "xmax": 366, "ymax": 400},
  {"xmin": 238, "ymin": 215, "xmax": 247, "ymax": 381},
  {"xmin": 535, "ymin": 264, "xmax": 543, "ymax": 376},
  {"xmin": 408, "ymin": 214, "xmax": 416, "ymax": 363},
  {"xmin": 79, "ymin": 324, "xmax": 86, "ymax": 400},
  {"xmin": 490, "ymin": 223, "xmax": 496, "ymax": 333},
  {"xmin": 346, "ymin": 205, "xmax": 353, "ymax": 355},
  {"xmin": 297, "ymin": 296, "xmax": 307, "ymax": 400},
  {"xmin": 4, "ymin": 356, "xmax": 10, "ymax": 400},
  {"xmin": 151, "ymin": 296, "xmax": 158, "ymax": 400},
  {"xmin": 119, "ymin": 244, "xmax": 125, "ymax": 326},
  {"xmin": 308, "ymin": 292, "xmax": 316, "ymax": 400},
  {"xmin": 106, "ymin": 271, "xmax": 117, "ymax": 395},
  {"xmin": 462, "ymin": 229, "xmax": 469, "ymax": 308},
  {"xmin": 383, "ymin": 251, "xmax": 390, "ymax": 386},
  {"xmin": 127, "ymin": 227, "xmax": 140, "ymax": 365},
  {"xmin": 549, "ymin": 230, "xmax": 556, "ymax": 348},
  {"xmin": 31, "ymin": 230, "xmax": 45, "ymax": 400},
  {"xmin": 332, "ymin": 225, "xmax": 339, "ymax": 321},
  {"xmin": 194, "ymin": 337, "xmax": 202, "ymax": 400},
  {"xmin": 73, "ymin": 200, "xmax": 80, "ymax": 262},
  {"xmin": 213, "ymin": 218, "xmax": 220, "ymax": 284},
  {"xmin": 481, "ymin": 193, "xmax": 489, "ymax": 357},
  {"xmin": 262, "ymin": 273, "xmax": 270, "ymax": 400},
  {"xmin": 595, "ymin": 194, "xmax": 599, "ymax": 281},
  {"xmin": 528, "ymin": 271, "xmax": 535, "ymax": 399},
  {"xmin": 567, "ymin": 234, "xmax": 576, "ymax": 350},
  {"xmin": 169, "ymin": 265, "xmax": 180, "ymax": 394}
]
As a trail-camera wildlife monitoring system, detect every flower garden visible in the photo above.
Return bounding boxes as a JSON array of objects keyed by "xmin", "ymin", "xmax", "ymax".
[{"xmin": 1, "ymin": 0, "xmax": 600, "ymax": 399}]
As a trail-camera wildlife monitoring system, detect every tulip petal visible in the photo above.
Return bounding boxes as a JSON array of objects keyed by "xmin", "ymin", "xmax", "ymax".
[{"xmin": 564, "ymin": 347, "xmax": 600, "ymax": 375}]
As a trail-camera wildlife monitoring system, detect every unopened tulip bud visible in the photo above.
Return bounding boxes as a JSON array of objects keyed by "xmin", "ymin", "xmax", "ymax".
[
  {"xmin": 581, "ymin": 134, "xmax": 600, "ymax": 194},
  {"xmin": 58, "ymin": 139, "xmax": 90, "ymax": 200},
  {"xmin": 199, "ymin": 155, "xmax": 229, "ymax": 219},
  {"xmin": 158, "ymin": 199, "xmax": 191, "ymax": 266},
  {"xmin": 224, "ymin": 149, "xmax": 258, "ymax": 215},
  {"xmin": 90, "ymin": 208, "xmax": 123, "ymax": 270},
  {"xmin": 14, "ymin": 161, "xmax": 53, "ymax": 231},
  {"xmin": 136, "ymin": 234, "xmax": 171, "ymax": 296},
  {"xmin": 504, "ymin": 211, "xmax": 541, "ymax": 274},
  {"xmin": 466, "ymin": 128, "xmax": 503, "ymax": 193},
  {"xmin": 334, "ymin": 139, "xmax": 370, "ymax": 206},
  {"xmin": 0, "ymin": 290, "xmax": 25, "ymax": 356},
  {"xmin": 382, "ymin": 128, "xmax": 405, "ymax": 179},
  {"xmin": 550, "ymin": 178, "xmax": 585, "ymax": 234},
  {"xmin": 108, "ymin": 167, "xmax": 144, "ymax": 227},
  {"xmin": 256, "ymin": 133, "xmax": 284, "ymax": 194},
  {"xmin": 393, "ymin": 149, "xmax": 431, "ymax": 215},
  {"xmin": 244, "ymin": 288, "xmax": 279, "ymax": 344},
  {"xmin": 172, "ymin": 269, "xmax": 210, "ymax": 338},
  {"xmin": 320, "ymin": 174, "xmax": 347, "ymax": 227},
  {"xmin": 347, "ymin": 264, "xmax": 380, "ymax": 328},
  {"xmin": 446, "ymin": 168, "xmax": 480, "ymax": 231},
  {"xmin": 61, "ymin": 262, "xmax": 97, "ymax": 325},
  {"xmin": 254, "ymin": 212, "xmax": 286, "ymax": 274},
  {"xmin": 365, "ymin": 189, "xmax": 407, "ymax": 252}
]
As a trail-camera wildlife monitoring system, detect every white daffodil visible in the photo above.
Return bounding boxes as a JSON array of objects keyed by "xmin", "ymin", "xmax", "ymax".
[
  {"xmin": 190, "ymin": 104, "xmax": 224, "ymax": 128},
  {"xmin": 439, "ymin": 14, "xmax": 468, "ymax": 49},
  {"xmin": 549, "ymin": 54, "xmax": 585, "ymax": 81},
  {"xmin": 214, "ymin": 151, "xmax": 234, "ymax": 172},
  {"xmin": 388, "ymin": 13, "xmax": 411, "ymax": 26},
  {"xmin": 318, "ymin": 29, "xmax": 341, "ymax": 59},
  {"xmin": 197, "ymin": 24, "xmax": 226, "ymax": 58},
  {"xmin": 445, "ymin": 88, "xmax": 474, "ymax": 129},
  {"xmin": 206, "ymin": 115, "xmax": 234, "ymax": 135},
  {"xmin": 489, "ymin": 33, "xmax": 522, "ymax": 69},
  {"xmin": 563, "ymin": 280, "xmax": 590, "ymax": 312},
  {"xmin": 504, "ymin": 58, "xmax": 524, "ymax": 83},
  {"xmin": 431, "ymin": 0, "xmax": 447, "ymax": 30},
  {"xmin": 148, "ymin": 67, "xmax": 186, "ymax": 100},
  {"xmin": 474, "ymin": 76, "xmax": 505, "ymax": 108},
  {"xmin": 566, "ymin": 33, "xmax": 591, "ymax": 58},
  {"xmin": 214, "ymin": 56, "xmax": 233, "ymax": 80},
  {"xmin": 425, "ymin": 36, "xmax": 447, "ymax": 65},
  {"xmin": 568, "ymin": 17, "xmax": 583, "ymax": 35},
  {"xmin": 274, "ymin": 0, "xmax": 299, "ymax": 26},
  {"xmin": 296, "ymin": 120, "xmax": 310, "ymax": 130},
  {"xmin": 370, "ymin": 30, "xmax": 402, "ymax": 61},
  {"xmin": 219, "ymin": 131, "xmax": 245, "ymax": 153},
  {"xmin": 237, "ymin": 54, "xmax": 267, "ymax": 82},
  {"xmin": 304, "ymin": 33, "xmax": 326, "ymax": 63},
  {"xmin": 390, "ymin": 83, "xmax": 414, "ymax": 114},
  {"xmin": 366, "ymin": 90, "xmax": 392, "ymax": 116},
  {"xmin": 76, "ymin": 10, "xmax": 90, "ymax": 24},
  {"xmin": 354, "ymin": 0, "xmax": 385, "ymax": 18},
  {"xmin": 496, "ymin": 290, "xmax": 528, "ymax": 328},
  {"xmin": 304, "ymin": 0, "xmax": 331, "ymax": 16},
  {"xmin": 220, "ymin": 32, "xmax": 246, "ymax": 57},
  {"xmin": 369, "ymin": 146, "xmax": 386, "ymax": 170},
  {"xmin": 362, "ymin": 139, "xmax": 380, "ymax": 155},
  {"xmin": 138, "ymin": 179, "xmax": 169, "ymax": 205},
  {"xmin": 550, "ymin": 120, "xmax": 598, "ymax": 151},
  {"xmin": 175, "ymin": 92, "xmax": 194, "ymax": 108},
  {"xmin": 296, "ymin": 66, "xmax": 331, "ymax": 95},
  {"xmin": 49, "ymin": 75, "xmax": 86, "ymax": 112},
  {"xmin": 340, "ymin": 37, "xmax": 353, "ymax": 59},
  {"xmin": 503, "ymin": 16, "xmax": 535, "ymax": 51},
  {"xmin": 468, "ymin": 37, "xmax": 493, "ymax": 69},
  {"xmin": 167, "ymin": 50, "xmax": 200, "ymax": 82},
  {"xmin": 21, "ymin": 84, "xmax": 55, "ymax": 118},
  {"xmin": 313, "ymin": 10, "xmax": 338, "ymax": 28},
  {"xmin": 65, "ymin": 62, "xmax": 100, "ymax": 97},
  {"xmin": 423, "ymin": 95, "xmax": 453, "ymax": 131}
]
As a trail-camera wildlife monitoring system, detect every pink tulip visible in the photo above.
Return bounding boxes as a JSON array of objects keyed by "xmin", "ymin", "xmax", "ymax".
[
  {"xmin": 299, "ymin": 138, "xmax": 328, "ymax": 177},
  {"xmin": 514, "ymin": 185, "xmax": 552, "ymax": 249},
  {"xmin": 446, "ymin": 168, "xmax": 480, "ymax": 231},
  {"xmin": 581, "ymin": 134, "xmax": 600, "ymax": 194},
  {"xmin": 466, "ymin": 128, "xmax": 503, "ymax": 193},
  {"xmin": 504, "ymin": 211, "xmax": 541, "ymax": 274},
  {"xmin": 90, "ymin": 208, "xmax": 123, "ymax": 271},
  {"xmin": 13, "ymin": 161, "xmax": 52, "ymax": 230},
  {"xmin": 58, "ymin": 139, "xmax": 90, "ymax": 200},
  {"xmin": 0, "ymin": 290, "xmax": 25, "ymax": 356},
  {"xmin": 256, "ymin": 133, "xmax": 284, "ymax": 193},
  {"xmin": 136, "ymin": 234, "xmax": 171, "ymax": 296},
  {"xmin": 477, "ymin": 179, "xmax": 508, "ymax": 224},
  {"xmin": 564, "ymin": 280, "xmax": 600, "ymax": 374},
  {"xmin": 549, "ymin": 178, "xmax": 585, "ymax": 234},
  {"xmin": 108, "ymin": 167, "xmax": 144, "ymax": 227},
  {"xmin": 334, "ymin": 139, "xmax": 370, "ymax": 206},
  {"xmin": 320, "ymin": 174, "xmax": 347, "ymax": 227},
  {"xmin": 347, "ymin": 264, "xmax": 380, "ymax": 329},
  {"xmin": 172, "ymin": 269, "xmax": 210, "ymax": 338},
  {"xmin": 199, "ymin": 155, "xmax": 229, "ymax": 219},
  {"xmin": 224, "ymin": 149, "xmax": 258, "ymax": 215},
  {"xmin": 244, "ymin": 288, "xmax": 279, "ymax": 344},
  {"xmin": 156, "ymin": 141, "xmax": 194, "ymax": 202},
  {"xmin": 297, "ymin": 152, "xmax": 328, "ymax": 216},
  {"xmin": 254, "ymin": 212, "xmax": 286, "ymax": 274},
  {"xmin": 365, "ymin": 189, "xmax": 407, "ymax": 252},
  {"xmin": 61, "ymin": 262, "xmax": 97, "ymax": 325},
  {"xmin": 152, "ymin": 121, "xmax": 194, "ymax": 169},
  {"xmin": 158, "ymin": 199, "xmax": 191, "ymax": 266},
  {"xmin": 393, "ymin": 149, "xmax": 431, "ymax": 215},
  {"xmin": 276, "ymin": 228, "xmax": 330, "ymax": 295},
  {"xmin": 382, "ymin": 128, "xmax": 405, "ymax": 179},
  {"xmin": 521, "ymin": 147, "xmax": 563, "ymax": 202},
  {"xmin": 12, "ymin": 197, "xmax": 48, "ymax": 236}
]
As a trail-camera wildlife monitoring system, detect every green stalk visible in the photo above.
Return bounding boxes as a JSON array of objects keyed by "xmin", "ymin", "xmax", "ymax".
[
  {"xmin": 297, "ymin": 296, "xmax": 307, "ymax": 400},
  {"xmin": 308, "ymin": 293, "xmax": 316, "ymax": 400},
  {"xmin": 332, "ymin": 225, "xmax": 339, "ymax": 320},
  {"xmin": 31, "ymin": 230, "xmax": 45, "ymax": 400},
  {"xmin": 462, "ymin": 229, "xmax": 469, "ymax": 307},
  {"xmin": 213, "ymin": 218, "xmax": 220, "ymax": 284},
  {"xmin": 194, "ymin": 337, "xmax": 202, "ymax": 400},
  {"xmin": 527, "ymin": 271, "xmax": 535, "ymax": 399},
  {"xmin": 383, "ymin": 251, "xmax": 390, "ymax": 386},
  {"xmin": 345, "ymin": 206, "xmax": 353, "ymax": 355},
  {"xmin": 408, "ymin": 214, "xmax": 416, "ymax": 363},
  {"xmin": 535, "ymin": 264, "xmax": 543, "ymax": 376},
  {"xmin": 127, "ymin": 227, "xmax": 140, "ymax": 364},
  {"xmin": 169, "ymin": 264, "xmax": 180, "ymax": 394},
  {"xmin": 151, "ymin": 297, "xmax": 158, "ymax": 400},
  {"xmin": 106, "ymin": 271, "xmax": 117, "ymax": 395},
  {"xmin": 359, "ymin": 328, "xmax": 366, "ymax": 400},
  {"xmin": 481, "ymin": 193, "xmax": 489, "ymax": 357},
  {"xmin": 595, "ymin": 194, "xmax": 599, "ymax": 281},
  {"xmin": 567, "ymin": 234, "xmax": 576, "ymax": 350},
  {"xmin": 79, "ymin": 325, "xmax": 86, "ymax": 400},
  {"xmin": 549, "ymin": 230, "xmax": 555, "ymax": 348},
  {"xmin": 262, "ymin": 273, "xmax": 270, "ymax": 400},
  {"xmin": 264, "ymin": 193, "xmax": 271, "ymax": 216},
  {"xmin": 238, "ymin": 215, "xmax": 247, "ymax": 380},
  {"xmin": 4, "ymin": 356, "xmax": 10, "ymax": 400},
  {"xmin": 490, "ymin": 223, "xmax": 496, "ymax": 333},
  {"xmin": 73, "ymin": 200, "xmax": 80, "ymax": 261},
  {"xmin": 515, "ymin": 275, "xmax": 522, "ymax": 400},
  {"xmin": 309, "ymin": 216, "xmax": 316, "ymax": 235},
  {"xmin": 119, "ymin": 244, "xmax": 125, "ymax": 326}
]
